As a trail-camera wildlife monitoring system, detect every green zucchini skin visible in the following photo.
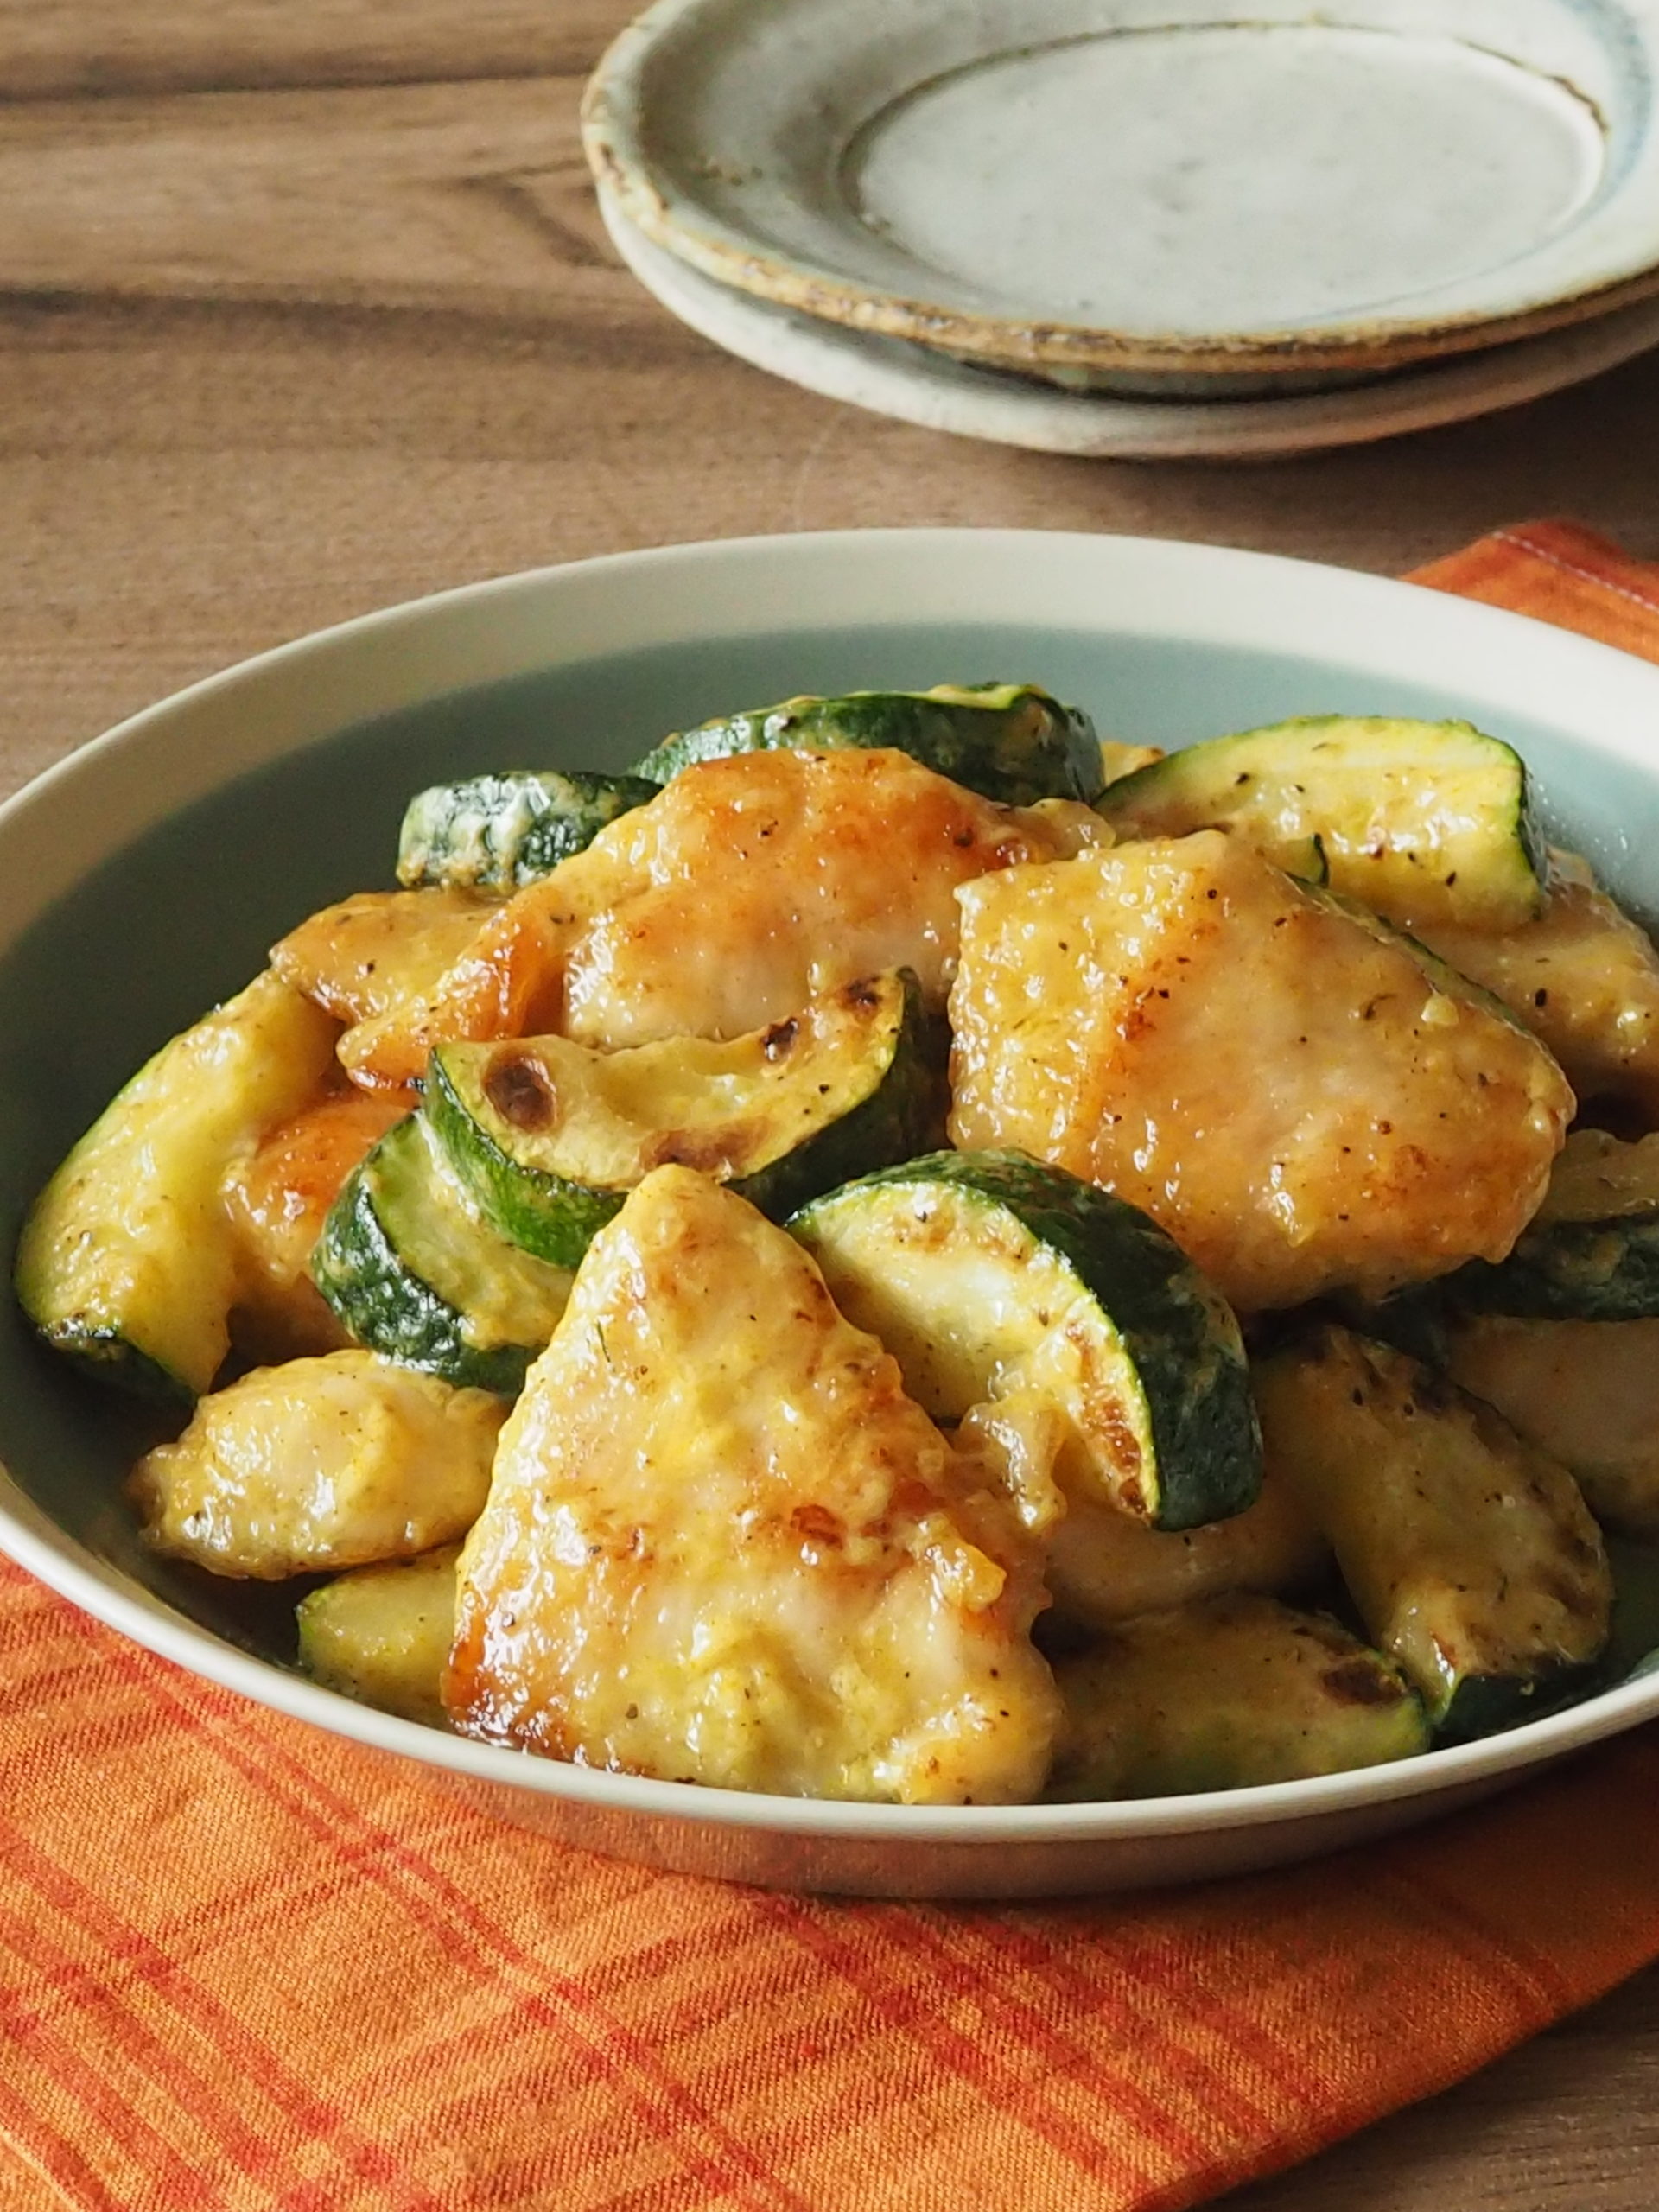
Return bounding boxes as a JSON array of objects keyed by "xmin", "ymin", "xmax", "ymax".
[
  {"xmin": 424, "ymin": 969, "xmax": 944, "ymax": 1271},
  {"xmin": 310, "ymin": 1113, "xmax": 573, "ymax": 1393},
  {"xmin": 789, "ymin": 1148, "xmax": 1262, "ymax": 1532},
  {"xmin": 1254, "ymin": 1325, "xmax": 1611, "ymax": 1740},
  {"xmin": 297, "ymin": 1546, "xmax": 460, "ymax": 1726},
  {"xmin": 397, "ymin": 769, "xmax": 658, "ymax": 890},
  {"xmin": 14, "ymin": 970, "xmax": 340, "ymax": 1402},
  {"xmin": 632, "ymin": 683, "xmax": 1104, "ymax": 805},
  {"xmin": 1096, "ymin": 715, "xmax": 1548, "ymax": 931},
  {"xmin": 1451, "ymin": 1131, "xmax": 1659, "ymax": 1320},
  {"xmin": 1045, "ymin": 1594, "xmax": 1428, "ymax": 1800}
]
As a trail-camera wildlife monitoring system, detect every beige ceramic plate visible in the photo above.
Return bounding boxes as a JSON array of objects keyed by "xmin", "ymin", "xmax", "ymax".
[
  {"xmin": 8, "ymin": 531, "xmax": 1659, "ymax": 1896},
  {"xmin": 586, "ymin": 0, "xmax": 1659, "ymax": 382},
  {"xmin": 601, "ymin": 185, "xmax": 1659, "ymax": 459}
]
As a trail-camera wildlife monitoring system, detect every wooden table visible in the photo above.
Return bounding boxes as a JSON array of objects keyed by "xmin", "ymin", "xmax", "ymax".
[{"xmin": 3, "ymin": 6, "xmax": 1657, "ymax": 2203}]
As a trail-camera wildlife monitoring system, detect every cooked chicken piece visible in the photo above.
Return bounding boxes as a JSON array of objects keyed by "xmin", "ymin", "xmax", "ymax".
[
  {"xmin": 1447, "ymin": 1313, "xmax": 1659, "ymax": 1538},
  {"xmin": 270, "ymin": 887, "xmax": 500, "ymax": 1087},
  {"xmin": 948, "ymin": 831, "xmax": 1573, "ymax": 1310},
  {"xmin": 446, "ymin": 1165, "xmax": 1059, "ymax": 1803},
  {"xmin": 223, "ymin": 1082, "xmax": 410, "ymax": 1359},
  {"xmin": 131, "ymin": 1350, "xmax": 502, "ymax": 1579},
  {"xmin": 1418, "ymin": 849, "xmax": 1659, "ymax": 1122},
  {"xmin": 340, "ymin": 748, "xmax": 1084, "ymax": 1087}
]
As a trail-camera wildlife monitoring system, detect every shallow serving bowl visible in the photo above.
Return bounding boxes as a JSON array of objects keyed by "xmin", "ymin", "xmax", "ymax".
[{"xmin": 7, "ymin": 529, "xmax": 1659, "ymax": 1898}]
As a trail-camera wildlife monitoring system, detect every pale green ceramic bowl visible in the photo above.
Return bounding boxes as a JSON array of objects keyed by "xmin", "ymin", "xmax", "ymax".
[{"xmin": 5, "ymin": 530, "xmax": 1659, "ymax": 1896}]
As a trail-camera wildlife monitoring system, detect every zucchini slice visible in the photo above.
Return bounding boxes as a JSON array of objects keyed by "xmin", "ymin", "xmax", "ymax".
[
  {"xmin": 14, "ymin": 971, "xmax": 340, "ymax": 1401},
  {"xmin": 789, "ymin": 1149, "xmax": 1261, "ymax": 1531},
  {"xmin": 1045, "ymin": 1595, "xmax": 1428, "ymax": 1800},
  {"xmin": 1043, "ymin": 1462, "xmax": 1328, "ymax": 1633},
  {"xmin": 1452, "ymin": 1128, "xmax": 1659, "ymax": 1319},
  {"xmin": 1446, "ymin": 1313, "xmax": 1659, "ymax": 1539},
  {"xmin": 396, "ymin": 769, "xmax": 658, "ymax": 891},
  {"xmin": 1254, "ymin": 1326, "xmax": 1611, "ymax": 1739},
  {"xmin": 1096, "ymin": 715, "xmax": 1547, "ymax": 931},
  {"xmin": 309, "ymin": 1112, "xmax": 574, "ymax": 1393},
  {"xmin": 632, "ymin": 683, "xmax": 1103, "ymax": 805},
  {"xmin": 425, "ymin": 969, "xmax": 942, "ymax": 1269},
  {"xmin": 297, "ymin": 1545, "xmax": 460, "ymax": 1726}
]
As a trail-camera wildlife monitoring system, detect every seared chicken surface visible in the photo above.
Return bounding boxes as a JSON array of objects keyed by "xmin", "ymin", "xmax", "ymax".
[
  {"xmin": 132, "ymin": 1349, "xmax": 504, "ymax": 1579},
  {"xmin": 338, "ymin": 748, "xmax": 1096, "ymax": 1087},
  {"xmin": 1419, "ymin": 849, "xmax": 1659, "ymax": 1120},
  {"xmin": 948, "ymin": 831, "xmax": 1573, "ymax": 1310},
  {"xmin": 223, "ymin": 1082, "xmax": 409, "ymax": 1358},
  {"xmin": 446, "ymin": 1166, "xmax": 1060, "ymax": 1802}
]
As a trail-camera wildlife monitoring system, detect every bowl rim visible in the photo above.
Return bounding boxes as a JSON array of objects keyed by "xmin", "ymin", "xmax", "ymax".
[{"xmin": 7, "ymin": 523, "xmax": 1659, "ymax": 1849}]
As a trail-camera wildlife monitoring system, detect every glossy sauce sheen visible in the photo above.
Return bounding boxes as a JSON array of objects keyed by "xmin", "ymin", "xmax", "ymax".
[
  {"xmin": 447, "ymin": 1166, "xmax": 1058, "ymax": 1802},
  {"xmin": 131, "ymin": 1349, "xmax": 505, "ymax": 1580},
  {"xmin": 339, "ymin": 749, "xmax": 1091, "ymax": 1085},
  {"xmin": 270, "ymin": 887, "xmax": 502, "ymax": 1088},
  {"xmin": 223, "ymin": 1084, "xmax": 410, "ymax": 1357},
  {"xmin": 1421, "ymin": 852, "xmax": 1659, "ymax": 1116},
  {"xmin": 949, "ymin": 831, "xmax": 1573, "ymax": 1309}
]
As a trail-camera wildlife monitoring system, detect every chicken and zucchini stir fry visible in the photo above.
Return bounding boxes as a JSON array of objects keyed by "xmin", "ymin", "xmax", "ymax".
[{"xmin": 19, "ymin": 686, "xmax": 1659, "ymax": 1803}]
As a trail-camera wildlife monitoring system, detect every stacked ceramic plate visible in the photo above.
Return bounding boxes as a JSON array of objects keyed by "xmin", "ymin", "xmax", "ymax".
[{"xmin": 583, "ymin": 0, "xmax": 1659, "ymax": 459}]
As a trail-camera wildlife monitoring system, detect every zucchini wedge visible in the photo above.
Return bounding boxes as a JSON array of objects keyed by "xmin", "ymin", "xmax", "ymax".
[
  {"xmin": 15, "ymin": 971, "xmax": 340, "ymax": 1401},
  {"xmin": 789, "ymin": 1149, "xmax": 1261, "ymax": 1531},
  {"xmin": 1446, "ymin": 1313, "xmax": 1659, "ymax": 1539},
  {"xmin": 1045, "ymin": 1595, "xmax": 1428, "ymax": 1800},
  {"xmin": 1452, "ymin": 1128, "xmax": 1659, "ymax": 1319},
  {"xmin": 309, "ymin": 1112, "xmax": 574, "ymax": 1393},
  {"xmin": 297, "ymin": 1545, "xmax": 461, "ymax": 1726},
  {"xmin": 425, "ymin": 969, "xmax": 942, "ymax": 1269},
  {"xmin": 632, "ymin": 683, "xmax": 1103, "ymax": 805},
  {"xmin": 1096, "ymin": 715, "xmax": 1548, "ymax": 931},
  {"xmin": 1254, "ymin": 1326, "xmax": 1611, "ymax": 1740},
  {"xmin": 397, "ymin": 769, "xmax": 658, "ymax": 891},
  {"xmin": 1043, "ymin": 1462, "xmax": 1328, "ymax": 1633}
]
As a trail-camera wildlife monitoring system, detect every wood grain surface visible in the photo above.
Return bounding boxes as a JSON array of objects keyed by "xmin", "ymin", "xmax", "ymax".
[{"xmin": 3, "ymin": 6, "xmax": 1658, "ymax": 2205}]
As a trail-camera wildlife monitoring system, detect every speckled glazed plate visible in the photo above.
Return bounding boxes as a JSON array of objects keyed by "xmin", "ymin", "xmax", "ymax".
[
  {"xmin": 585, "ymin": 0, "xmax": 1659, "ymax": 384},
  {"xmin": 9, "ymin": 531, "xmax": 1659, "ymax": 1897},
  {"xmin": 601, "ymin": 186, "xmax": 1659, "ymax": 459}
]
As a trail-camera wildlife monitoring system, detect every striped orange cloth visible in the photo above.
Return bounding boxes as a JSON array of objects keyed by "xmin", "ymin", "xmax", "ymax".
[{"xmin": 8, "ymin": 521, "xmax": 1659, "ymax": 2212}]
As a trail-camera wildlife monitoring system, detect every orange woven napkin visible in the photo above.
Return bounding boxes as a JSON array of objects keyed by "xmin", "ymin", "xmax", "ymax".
[{"xmin": 8, "ymin": 520, "xmax": 1659, "ymax": 2212}]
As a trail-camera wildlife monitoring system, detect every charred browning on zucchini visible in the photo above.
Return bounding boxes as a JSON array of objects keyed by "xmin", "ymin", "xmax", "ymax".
[
  {"xmin": 641, "ymin": 1123, "xmax": 757, "ymax": 1175},
  {"xmin": 791, "ymin": 1150, "xmax": 1260, "ymax": 1531},
  {"xmin": 483, "ymin": 1052, "xmax": 559, "ymax": 1134},
  {"xmin": 426, "ymin": 969, "xmax": 938, "ymax": 1269},
  {"xmin": 1255, "ymin": 1327, "xmax": 1611, "ymax": 1738}
]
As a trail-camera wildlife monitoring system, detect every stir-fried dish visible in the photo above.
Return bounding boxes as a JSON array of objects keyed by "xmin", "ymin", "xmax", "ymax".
[{"xmin": 21, "ymin": 684, "xmax": 1659, "ymax": 1804}]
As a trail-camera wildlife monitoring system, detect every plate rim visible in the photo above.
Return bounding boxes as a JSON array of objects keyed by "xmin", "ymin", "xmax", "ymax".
[
  {"xmin": 598, "ymin": 185, "xmax": 1659, "ymax": 460},
  {"xmin": 584, "ymin": 0, "xmax": 1659, "ymax": 376},
  {"xmin": 8, "ymin": 526, "xmax": 1659, "ymax": 1857}
]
